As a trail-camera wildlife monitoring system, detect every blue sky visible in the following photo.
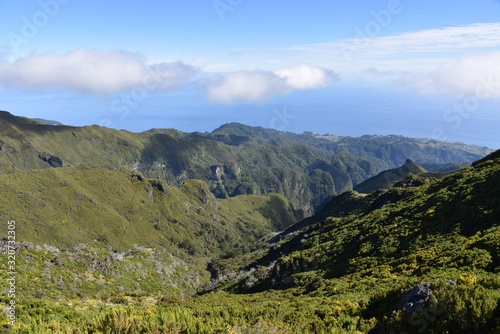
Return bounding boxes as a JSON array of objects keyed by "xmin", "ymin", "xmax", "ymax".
[{"xmin": 1, "ymin": 0, "xmax": 499, "ymax": 148}]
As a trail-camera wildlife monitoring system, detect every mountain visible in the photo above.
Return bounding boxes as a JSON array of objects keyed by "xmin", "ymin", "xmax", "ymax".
[
  {"xmin": 353, "ymin": 159, "xmax": 436, "ymax": 194},
  {"xmin": 204, "ymin": 149, "xmax": 500, "ymax": 332},
  {"xmin": 0, "ymin": 110, "xmax": 492, "ymax": 215},
  {"xmin": 420, "ymin": 161, "xmax": 469, "ymax": 173},
  {"xmin": 2, "ymin": 152, "xmax": 498, "ymax": 333},
  {"xmin": 0, "ymin": 165, "xmax": 299, "ymax": 253},
  {"xmin": 32, "ymin": 118, "xmax": 64, "ymax": 126},
  {"xmin": 0, "ymin": 164, "xmax": 300, "ymax": 307},
  {"xmin": 1, "ymin": 110, "xmax": 499, "ymax": 332}
]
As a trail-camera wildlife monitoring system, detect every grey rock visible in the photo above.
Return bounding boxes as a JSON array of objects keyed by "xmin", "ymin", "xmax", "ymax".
[{"xmin": 399, "ymin": 282, "xmax": 432, "ymax": 314}]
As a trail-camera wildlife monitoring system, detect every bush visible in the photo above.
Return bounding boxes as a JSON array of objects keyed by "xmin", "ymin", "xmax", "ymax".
[{"xmin": 386, "ymin": 281, "xmax": 500, "ymax": 333}]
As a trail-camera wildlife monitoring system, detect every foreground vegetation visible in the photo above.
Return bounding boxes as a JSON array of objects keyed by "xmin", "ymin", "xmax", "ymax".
[{"xmin": 1, "ymin": 150, "xmax": 499, "ymax": 332}]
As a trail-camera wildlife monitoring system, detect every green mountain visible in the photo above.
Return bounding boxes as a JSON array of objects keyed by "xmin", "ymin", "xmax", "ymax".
[
  {"xmin": 0, "ymin": 165, "xmax": 299, "ymax": 253},
  {"xmin": 353, "ymin": 159, "xmax": 435, "ymax": 194},
  {"xmin": 1, "ymin": 148, "xmax": 499, "ymax": 332},
  {"xmin": 204, "ymin": 149, "xmax": 500, "ymax": 333},
  {"xmin": 0, "ymin": 111, "xmax": 492, "ymax": 215},
  {"xmin": 0, "ymin": 164, "xmax": 300, "ymax": 317},
  {"xmin": 0, "ymin": 110, "xmax": 498, "ymax": 332}
]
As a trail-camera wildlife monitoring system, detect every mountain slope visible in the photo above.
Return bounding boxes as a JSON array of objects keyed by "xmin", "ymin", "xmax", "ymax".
[
  {"xmin": 207, "ymin": 150, "xmax": 500, "ymax": 332},
  {"xmin": 0, "ymin": 164, "xmax": 302, "ymax": 306},
  {"xmin": 2, "ymin": 151, "xmax": 497, "ymax": 333},
  {"xmin": 0, "ymin": 165, "xmax": 299, "ymax": 253},
  {"xmin": 1, "ymin": 153, "xmax": 499, "ymax": 332},
  {"xmin": 224, "ymin": 150, "xmax": 500, "ymax": 289},
  {"xmin": 353, "ymin": 159, "xmax": 436, "ymax": 193},
  {"xmin": 0, "ymin": 110, "xmax": 493, "ymax": 216}
]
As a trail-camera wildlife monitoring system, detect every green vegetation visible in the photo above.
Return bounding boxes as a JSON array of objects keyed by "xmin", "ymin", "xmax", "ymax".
[
  {"xmin": 1, "ymin": 152, "xmax": 499, "ymax": 332},
  {"xmin": 0, "ymin": 165, "xmax": 298, "ymax": 254},
  {"xmin": 0, "ymin": 111, "xmax": 498, "ymax": 333},
  {"xmin": 0, "ymin": 111, "xmax": 491, "ymax": 214},
  {"xmin": 206, "ymin": 149, "xmax": 500, "ymax": 333},
  {"xmin": 0, "ymin": 164, "xmax": 301, "ymax": 321},
  {"xmin": 353, "ymin": 159, "xmax": 440, "ymax": 194}
]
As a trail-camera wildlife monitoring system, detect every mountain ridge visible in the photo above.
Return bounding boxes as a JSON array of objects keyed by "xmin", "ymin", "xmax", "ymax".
[
  {"xmin": 0, "ymin": 110, "xmax": 493, "ymax": 215},
  {"xmin": 353, "ymin": 159, "xmax": 437, "ymax": 193},
  {"xmin": 1, "ymin": 110, "xmax": 499, "ymax": 331},
  {"xmin": 204, "ymin": 148, "xmax": 500, "ymax": 332}
]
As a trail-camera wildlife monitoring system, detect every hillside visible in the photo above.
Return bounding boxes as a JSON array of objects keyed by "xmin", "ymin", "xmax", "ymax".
[
  {"xmin": 1, "ymin": 154, "xmax": 499, "ymax": 332},
  {"xmin": 353, "ymin": 159, "xmax": 438, "ymax": 194},
  {"xmin": 0, "ymin": 165, "xmax": 300, "ymax": 252},
  {"xmin": 0, "ymin": 110, "xmax": 492, "ymax": 215},
  {"xmin": 206, "ymin": 149, "xmax": 500, "ymax": 332},
  {"xmin": 0, "ymin": 165, "xmax": 300, "ymax": 304}
]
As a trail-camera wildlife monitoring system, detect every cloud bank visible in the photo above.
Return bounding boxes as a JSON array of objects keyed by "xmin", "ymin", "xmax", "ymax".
[
  {"xmin": 206, "ymin": 64, "xmax": 337, "ymax": 103},
  {"xmin": 0, "ymin": 50, "xmax": 336, "ymax": 103},
  {"xmin": 399, "ymin": 51, "xmax": 500, "ymax": 98},
  {"xmin": 0, "ymin": 49, "xmax": 198, "ymax": 94}
]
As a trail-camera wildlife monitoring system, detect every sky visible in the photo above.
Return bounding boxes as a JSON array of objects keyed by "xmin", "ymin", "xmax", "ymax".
[{"xmin": 0, "ymin": 0, "xmax": 499, "ymax": 148}]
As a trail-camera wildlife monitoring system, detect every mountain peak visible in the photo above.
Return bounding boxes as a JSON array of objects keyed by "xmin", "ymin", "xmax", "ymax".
[
  {"xmin": 354, "ymin": 159, "xmax": 431, "ymax": 193},
  {"xmin": 0, "ymin": 110, "xmax": 64, "ymax": 127},
  {"xmin": 0, "ymin": 110, "xmax": 40, "ymax": 126},
  {"xmin": 402, "ymin": 159, "xmax": 428, "ymax": 174}
]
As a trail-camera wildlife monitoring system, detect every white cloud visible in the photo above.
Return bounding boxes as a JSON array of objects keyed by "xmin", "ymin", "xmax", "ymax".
[
  {"xmin": 283, "ymin": 23, "xmax": 500, "ymax": 98},
  {"xmin": 292, "ymin": 23, "xmax": 500, "ymax": 59},
  {"xmin": 206, "ymin": 65, "xmax": 337, "ymax": 103},
  {"xmin": 274, "ymin": 64, "xmax": 333, "ymax": 90},
  {"xmin": 398, "ymin": 51, "xmax": 500, "ymax": 98},
  {"xmin": 0, "ymin": 49, "xmax": 198, "ymax": 94},
  {"xmin": 0, "ymin": 50, "xmax": 336, "ymax": 102},
  {"xmin": 206, "ymin": 71, "xmax": 283, "ymax": 103},
  {"xmin": 285, "ymin": 22, "xmax": 500, "ymax": 79}
]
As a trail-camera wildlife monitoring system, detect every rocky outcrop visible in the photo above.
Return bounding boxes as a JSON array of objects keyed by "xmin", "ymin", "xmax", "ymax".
[
  {"xmin": 38, "ymin": 154, "xmax": 64, "ymax": 168},
  {"xmin": 399, "ymin": 282, "xmax": 433, "ymax": 314},
  {"xmin": 149, "ymin": 179, "xmax": 168, "ymax": 195},
  {"xmin": 369, "ymin": 280, "xmax": 457, "ymax": 333},
  {"xmin": 393, "ymin": 174, "xmax": 431, "ymax": 188}
]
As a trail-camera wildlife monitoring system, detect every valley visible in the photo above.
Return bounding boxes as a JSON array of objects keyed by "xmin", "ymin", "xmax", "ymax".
[{"xmin": 0, "ymin": 111, "xmax": 499, "ymax": 333}]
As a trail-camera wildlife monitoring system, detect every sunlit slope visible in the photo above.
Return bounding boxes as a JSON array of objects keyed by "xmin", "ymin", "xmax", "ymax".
[
  {"xmin": 0, "ymin": 110, "xmax": 491, "ymax": 214},
  {"xmin": 0, "ymin": 165, "xmax": 298, "ymax": 254}
]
